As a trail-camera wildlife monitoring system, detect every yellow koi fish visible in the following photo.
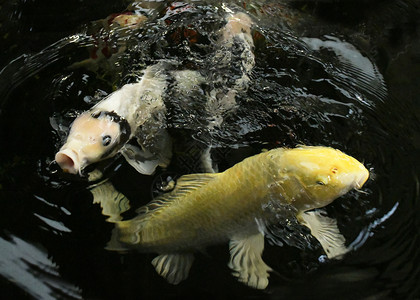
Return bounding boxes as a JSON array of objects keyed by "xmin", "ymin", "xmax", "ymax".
[
  {"xmin": 108, "ymin": 144, "xmax": 368, "ymax": 287},
  {"xmin": 109, "ymin": 146, "xmax": 369, "ymax": 288}
]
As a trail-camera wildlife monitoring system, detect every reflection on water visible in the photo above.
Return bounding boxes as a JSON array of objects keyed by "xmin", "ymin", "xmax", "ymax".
[
  {"xmin": 0, "ymin": 0, "xmax": 419, "ymax": 299},
  {"xmin": 0, "ymin": 235, "xmax": 82, "ymax": 300}
]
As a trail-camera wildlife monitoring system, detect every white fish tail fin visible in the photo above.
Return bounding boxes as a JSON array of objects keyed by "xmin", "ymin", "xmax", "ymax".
[
  {"xmin": 221, "ymin": 12, "xmax": 254, "ymax": 45},
  {"xmin": 221, "ymin": 12, "xmax": 255, "ymax": 70},
  {"xmin": 228, "ymin": 233, "xmax": 272, "ymax": 289},
  {"xmin": 298, "ymin": 210, "xmax": 348, "ymax": 259},
  {"xmin": 205, "ymin": 11, "xmax": 255, "ymax": 130},
  {"xmin": 152, "ymin": 253, "xmax": 194, "ymax": 285}
]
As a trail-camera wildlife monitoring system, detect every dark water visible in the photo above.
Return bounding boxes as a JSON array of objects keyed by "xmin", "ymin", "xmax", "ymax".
[{"xmin": 0, "ymin": 1, "xmax": 419, "ymax": 299}]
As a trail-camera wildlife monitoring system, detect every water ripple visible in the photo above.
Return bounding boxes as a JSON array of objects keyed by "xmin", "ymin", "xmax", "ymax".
[{"xmin": 0, "ymin": 234, "xmax": 82, "ymax": 300}]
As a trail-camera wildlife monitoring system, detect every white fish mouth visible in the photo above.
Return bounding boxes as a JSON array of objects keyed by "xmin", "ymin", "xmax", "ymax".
[{"xmin": 55, "ymin": 149, "xmax": 81, "ymax": 175}]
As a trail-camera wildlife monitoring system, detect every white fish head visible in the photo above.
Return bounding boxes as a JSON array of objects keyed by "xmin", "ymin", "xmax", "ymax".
[
  {"xmin": 280, "ymin": 146, "xmax": 369, "ymax": 210},
  {"xmin": 55, "ymin": 111, "xmax": 131, "ymax": 175}
]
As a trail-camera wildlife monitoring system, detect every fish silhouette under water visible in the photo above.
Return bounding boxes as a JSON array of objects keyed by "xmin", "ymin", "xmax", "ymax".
[{"xmin": 108, "ymin": 146, "xmax": 369, "ymax": 289}]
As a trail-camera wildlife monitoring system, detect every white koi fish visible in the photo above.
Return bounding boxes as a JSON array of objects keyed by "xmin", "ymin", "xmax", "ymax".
[
  {"xmin": 55, "ymin": 62, "xmax": 172, "ymax": 176},
  {"xmin": 55, "ymin": 11, "xmax": 255, "ymax": 176},
  {"xmin": 108, "ymin": 146, "xmax": 369, "ymax": 289}
]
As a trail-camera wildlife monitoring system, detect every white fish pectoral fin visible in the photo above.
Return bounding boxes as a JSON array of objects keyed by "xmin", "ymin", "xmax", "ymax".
[
  {"xmin": 228, "ymin": 233, "xmax": 272, "ymax": 290},
  {"xmin": 121, "ymin": 144, "xmax": 160, "ymax": 175},
  {"xmin": 298, "ymin": 210, "xmax": 348, "ymax": 259},
  {"xmin": 125, "ymin": 157, "xmax": 160, "ymax": 175},
  {"xmin": 140, "ymin": 129, "xmax": 172, "ymax": 169},
  {"xmin": 151, "ymin": 253, "xmax": 194, "ymax": 285},
  {"xmin": 89, "ymin": 180, "xmax": 130, "ymax": 223},
  {"xmin": 87, "ymin": 169, "xmax": 104, "ymax": 182}
]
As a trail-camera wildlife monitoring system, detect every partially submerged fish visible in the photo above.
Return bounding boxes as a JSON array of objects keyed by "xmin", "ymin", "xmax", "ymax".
[
  {"xmin": 202, "ymin": 11, "xmax": 256, "ymax": 172},
  {"xmin": 205, "ymin": 11, "xmax": 255, "ymax": 130},
  {"xmin": 55, "ymin": 62, "xmax": 172, "ymax": 176},
  {"xmin": 108, "ymin": 146, "xmax": 369, "ymax": 289}
]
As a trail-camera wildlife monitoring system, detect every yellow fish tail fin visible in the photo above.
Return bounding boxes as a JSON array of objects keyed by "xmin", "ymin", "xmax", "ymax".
[
  {"xmin": 106, "ymin": 219, "xmax": 144, "ymax": 251},
  {"xmin": 106, "ymin": 225, "xmax": 130, "ymax": 252}
]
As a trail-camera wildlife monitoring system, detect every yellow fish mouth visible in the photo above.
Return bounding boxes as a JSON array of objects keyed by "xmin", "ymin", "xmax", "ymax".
[{"xmin": 355, "ymin": 168, "xmax": 369, "ymax": 189}]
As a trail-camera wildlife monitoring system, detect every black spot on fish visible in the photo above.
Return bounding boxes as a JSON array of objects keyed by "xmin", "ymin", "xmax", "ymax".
[{"xmin": 91, "ymin": 110, "xmax": 131, "ymax": 146}]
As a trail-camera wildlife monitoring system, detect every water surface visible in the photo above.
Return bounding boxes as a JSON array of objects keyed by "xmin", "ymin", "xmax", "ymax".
[{"xmin": 0, "ymin": 1, "xmax": 419, "ymax": 299}]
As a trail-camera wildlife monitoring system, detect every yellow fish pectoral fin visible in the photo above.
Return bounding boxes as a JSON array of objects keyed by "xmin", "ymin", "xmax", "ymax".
[
  {"xmin": 151, "ymin": 253, "xmax": 195, "ymax": 285},
  {"xmin": 297, "ymin": 210, "xmax": 348, "ymax": 259},
  {"xmin": 228, "ymin": 233, "xmax": 272, "ymax": 290}
]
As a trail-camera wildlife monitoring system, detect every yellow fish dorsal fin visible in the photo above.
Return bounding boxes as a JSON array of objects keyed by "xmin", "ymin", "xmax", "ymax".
[
  {"xmin": 137, "ymin": 173, "xmax": 219, "ymax": 214},
  {"xmin": 174, "ymin": 173, "xmax": 219, "ymax": 190}
]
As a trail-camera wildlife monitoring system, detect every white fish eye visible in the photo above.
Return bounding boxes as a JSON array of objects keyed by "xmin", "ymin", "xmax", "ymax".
[
  {"xmin": 316, "ymin": 181, "xmax": 325, "ymax": 186},
  {"xmin": 102, "ymin": 135, "xmax": 112, "ymax": 147}
]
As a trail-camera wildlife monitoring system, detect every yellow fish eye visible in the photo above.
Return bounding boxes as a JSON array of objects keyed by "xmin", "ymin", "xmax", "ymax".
[{"xmin": 315, "ymin": 175, "xmax": 329, "ymax": 186}]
